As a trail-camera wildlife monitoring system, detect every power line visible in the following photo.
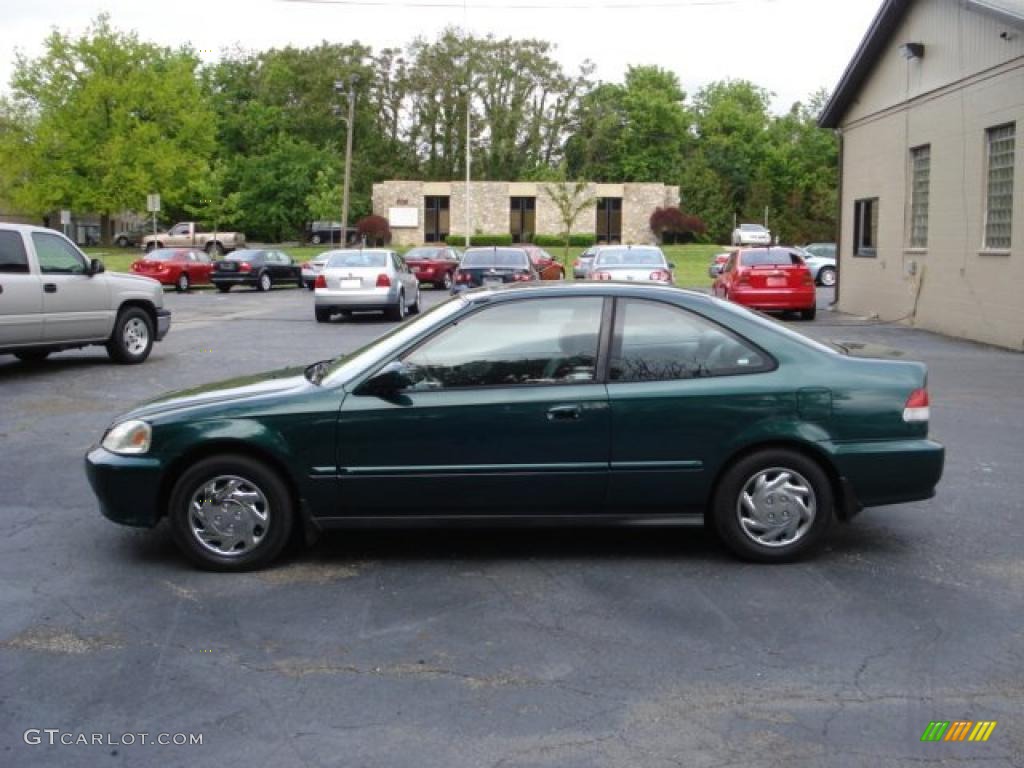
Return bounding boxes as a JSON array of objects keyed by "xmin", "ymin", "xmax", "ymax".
[{"xmin": 280, "ymin": 0, "xmax": 778, "ymax": 9}]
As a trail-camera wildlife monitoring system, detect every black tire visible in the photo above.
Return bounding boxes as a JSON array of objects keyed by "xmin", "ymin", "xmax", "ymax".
[
  {"xmin": 386, "ymin": 291, "xmax": 407, "ymax": 322},
  {"xmin": 257, "ymin": 272, "xmax": 272, "ymax": 292},
  {"xmin": 106, "ymin": 306, "xmax": 154, "ymax": 364},
  {"xmin": 315, "ymin": 306, "xmax": 332, "ymax": 323},
  {"xmin": 311, "ymin": 234, "xmax": 322, "ymax": 245},
  {"xmin": 800, "ymin": 305, "xmax": 817, "ymax": 321},
  {"xmin": 711, "ymin": 448, "xmax": 833, "ymax": 563},
  {"xmin": 116, "ymin": 236, "xmax": 129, "ymax": 248},
  {"xmin": 175, "ymin": 273, "xmax": 190, "ymax": 293},
  {"xmin": 216, "ymin": 284, "xmax": 231, "ymax": 293},
  {"xmin": 205, "ymin": 241, "xmax": 224, "ymax": 257},
  {"xmin": 818, "ymin": 267, "xmax": 836, "ymax": 287},
  {"xmin": 14, "ymin": 349, "xmax": 51, "ymax": 363},
  {"xmin": 408, "ymin": 287, "xmax": 421, "ymax": 315},
  {"xmin": 145, "ymin": 242, "xmax": 159, "ymax": 253},
  {"xmin": 167, "ymin": 454, "xmax": 295, "ymax": 571},
  {"xmin": 439, "ymin": 272, "xmax": 453, "ymax": 290},
  {"xmin": 306, "ymin": 282, "xmax": 315, "ymax": 291}
]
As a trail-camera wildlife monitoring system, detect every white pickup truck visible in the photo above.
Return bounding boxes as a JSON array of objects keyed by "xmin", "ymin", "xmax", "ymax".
[{"xmin": 0, "ymin": 224, "xmax": 171, "ymax": 364}]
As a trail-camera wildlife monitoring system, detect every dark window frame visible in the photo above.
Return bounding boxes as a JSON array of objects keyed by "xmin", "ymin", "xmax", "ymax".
[{"xmin": 853, "ymin": 198, "xmax": 879, "ymax": 257}]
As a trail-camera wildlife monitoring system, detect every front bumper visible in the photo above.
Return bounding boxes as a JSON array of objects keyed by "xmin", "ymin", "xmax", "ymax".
[
  {"xmin": 156, "ymin": 309, "xmax": 171, "ymax": 340},
  {"xmin": 85, "ymin": 446, "xmax": 165, "ymax": 527}
]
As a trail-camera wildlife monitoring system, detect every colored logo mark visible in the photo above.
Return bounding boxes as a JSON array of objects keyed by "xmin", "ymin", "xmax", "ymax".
[{"xmin": 921, "ymin": 721, "xmax": 997, "ymax": 742}]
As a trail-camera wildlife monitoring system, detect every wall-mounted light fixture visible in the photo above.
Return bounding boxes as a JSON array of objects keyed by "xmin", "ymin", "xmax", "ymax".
[{"xmin": 900, "ymin": 42, "xmax": 925, "ymax": 59}]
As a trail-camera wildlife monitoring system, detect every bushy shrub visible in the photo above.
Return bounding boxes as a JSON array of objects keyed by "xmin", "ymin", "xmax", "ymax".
[
  {"xmin": 650, "ymin": 206, "xmax": 707, "ymax": 244},
  {"xmin": 356, "ymin": 215, "xmax": 391, "ymax": 246},
  {"xmin": 533, "ymin": 233, "xmax": 597, "ymax": 248},
  {"xmin": 444, "ymin": 234, "xmax": 513, "ymax": 247}
]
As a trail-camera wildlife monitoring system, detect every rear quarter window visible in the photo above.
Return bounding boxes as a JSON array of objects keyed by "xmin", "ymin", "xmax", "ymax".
[{"xmin": 0, "ymin": 231, "xmax": 29, "ymax": 274}]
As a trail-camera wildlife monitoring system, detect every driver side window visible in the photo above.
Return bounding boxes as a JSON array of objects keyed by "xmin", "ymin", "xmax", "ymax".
[
  {"xmin": 32, "ymin": 232, "xmax": 87, "ymax": 275},
  {"xmin": 402, "ymin": 297, "xmax": 604, "ymax": 389}
]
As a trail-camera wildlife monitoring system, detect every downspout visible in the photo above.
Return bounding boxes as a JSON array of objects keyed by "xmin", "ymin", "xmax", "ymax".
[{"xmin": 833, "ymin": 128, "xmax": 844, "ymax": 307}]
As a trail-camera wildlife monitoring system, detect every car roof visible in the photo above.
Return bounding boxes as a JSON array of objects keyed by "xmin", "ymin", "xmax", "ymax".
[
  {"xmin": 0, "ymin": 223, "xmax": 68, "ymax": 235},
  {"xmin": 460, "ymin": 280, "xmax": 713, "ymax": 307}
]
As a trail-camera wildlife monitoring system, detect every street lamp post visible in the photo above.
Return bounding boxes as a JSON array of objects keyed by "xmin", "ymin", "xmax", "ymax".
[{"xmin": 334, "ymin": 76, "xmax": 358, "ymax": 246}]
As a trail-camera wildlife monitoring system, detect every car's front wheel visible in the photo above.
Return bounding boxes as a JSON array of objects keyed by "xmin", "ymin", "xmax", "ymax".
[
  {"xmin": 205, "ymin": 242, "xmax": 224, "ymax": 257},
  {"xmin": 258, "ymin": 272, "xmax": 272, "ymax": 292},
  {"xmin": 106, "ymin": 307, "xmax": 154, "ymax": 364},
  {"xmin": 711, "ymin": 448, "xmax": 833, "ymax": 563},
  {"xmin": 168, "ymin": 455, "xmax": 295, "ymax": 571}
]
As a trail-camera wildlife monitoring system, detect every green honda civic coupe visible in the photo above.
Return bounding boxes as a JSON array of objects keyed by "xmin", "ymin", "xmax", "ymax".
[{"xmin": 85, "ymin": 283, "xmax": 944, "ymax": 570}]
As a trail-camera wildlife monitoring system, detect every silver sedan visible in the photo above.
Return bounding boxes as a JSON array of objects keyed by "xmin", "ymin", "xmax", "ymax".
[
  {"xmin": 314, "ymin": 249, "xmax": 420, "ymax": 323},
  {"xmin": 588, "ymin": 246, "xmax": 674, "ymax": 285}
]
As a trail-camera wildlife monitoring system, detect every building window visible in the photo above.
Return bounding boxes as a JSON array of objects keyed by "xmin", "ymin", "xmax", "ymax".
[
  {"xmin": 909, "ymin": 145, "xmax": 930, "ymax": 248},
  {"xmin": 424, "ymin": 196, "xmax": 450, "ymax": 243},
  {"xmin": 596, "ymin": 198, "xmax": 622, "ymax": 244},
  {"xmin": 984, "ymin": 123, "xmax": 1015, "ymax": 251},
  {"xmin": 509, "ymin": 197, "xmax": 536, "ymax": 243},
  {"xmin": 853, "ymin": 198, "xmax": 878, "ymax": 257}
]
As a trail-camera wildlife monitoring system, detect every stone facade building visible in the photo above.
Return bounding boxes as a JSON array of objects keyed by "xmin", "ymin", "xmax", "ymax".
[{"xmin": 372, "ymin": 180, "xmax": 680, "ymax": 248}]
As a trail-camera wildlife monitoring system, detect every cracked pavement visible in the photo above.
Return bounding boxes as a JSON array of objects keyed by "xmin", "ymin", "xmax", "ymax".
[{"xmin": 1, "ymin": 286, "xmax": 1022, "ymax": 767}]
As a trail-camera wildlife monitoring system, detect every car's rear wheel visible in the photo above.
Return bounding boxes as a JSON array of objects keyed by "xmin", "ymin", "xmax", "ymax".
[
  {"xmin": 315, "ymin": 307, "xmax": 332, "ymax": 323},
  {"xmin": 168, "ymin": 455, "xmax": 294, "ymax": 571},
  {"xmin": 116, "ymin": 236, "xmax": 129, "ymax": 248},
  {"xmin": 409, "ymin": 286, "xmax": 421, "ymax": 315},
  {"xmin": 258, "ymin": 272, "xmax": 272, "ymax": 292},
  {"xmin": 801, "ymin": 305, "xmax": 817, "ymax": 321},
  {"xmin": 175, "ymin": 273, "xmax": 190, "ymax": 293},
  {"xmin": 818, "ymin": 267, "xmax": 836, "ymax": 287},
  {"xmin": 106, "ymin": 307, "xmax": 154, "ymax": 364},
  {"xmin": 14, "ymin": 349, "xmax": 51, "ymax": 363},
  {"xmin": 712, "ymin": 448, "xmax": 833, "ymax": 563},
  {"xmin": 145, "ymin": 242, "xmax": 160, "ymax": 253},
  {"xmin": 387, "ymin": 291, "xmax": 407, "ymax": 321},
  {"xmin": 216, "ymin": 284, "xmax": 231, "ymax": 293},
  {"xmin": 205, "ymin": 242, "xmax": 223, "ymax": 257}
]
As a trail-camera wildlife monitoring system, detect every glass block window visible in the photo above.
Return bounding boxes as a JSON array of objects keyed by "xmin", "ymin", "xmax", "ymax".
[
  {"xmin": 984, "ymin": 123, "xmax": 1015, "ymax": 250},
  {"xmin": 909, "ymin": 145, "xmax": 930, "ymax": 248}
]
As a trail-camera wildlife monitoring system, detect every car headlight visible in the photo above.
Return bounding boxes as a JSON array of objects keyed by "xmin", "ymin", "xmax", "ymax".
[{"xmin": 101, "ymin": 420, "xmax": 152, "ymax": 455}]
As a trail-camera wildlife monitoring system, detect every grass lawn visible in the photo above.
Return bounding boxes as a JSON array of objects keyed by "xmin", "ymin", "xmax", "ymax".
[{"xmin": 84, "ymin": 243, "xmax": 727, "ymax": 291}]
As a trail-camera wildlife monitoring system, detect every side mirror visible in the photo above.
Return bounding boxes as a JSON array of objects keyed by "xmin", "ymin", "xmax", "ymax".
[
  {"xmin": 88, "ymin": 258, "xmax": 105, "ymax": 276},
  {"xmin": 359, "ymin": 360, "xmax": 413, "ymax": 396}
]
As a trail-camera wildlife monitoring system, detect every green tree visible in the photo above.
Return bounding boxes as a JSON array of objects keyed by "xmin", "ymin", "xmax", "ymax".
[
  {"xmin": 542, "ymin": 171, "xmax": 595, "ymax": 264},
  {"xmin": 184, "ymin": 160, "xmax": 241, "ymax": 249},
  {"xmin": 0, "ymin": 15, "xmax": 215, "ymax": 242}
]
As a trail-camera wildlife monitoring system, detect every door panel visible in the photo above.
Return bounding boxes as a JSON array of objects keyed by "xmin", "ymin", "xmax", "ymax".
[
  {"xmin": 31, "ymin": 232, "xmax": 113, "ymax": 342},
  {"xmin": 0, "ymin": 230, "xmax": 42, "ymax": 344},
  {"xmin": 337, "ymin": 384, "xmax": 609, "ymax": 516}
]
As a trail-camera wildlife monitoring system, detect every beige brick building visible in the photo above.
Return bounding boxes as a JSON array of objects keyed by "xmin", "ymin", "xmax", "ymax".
[
  {"xmin": 819, "ymin": 0, "xmax": 1023, "ymax": 350},
  {"xmin": 373, "ymin": 180, "xmax": 680, "ymax": 248}
]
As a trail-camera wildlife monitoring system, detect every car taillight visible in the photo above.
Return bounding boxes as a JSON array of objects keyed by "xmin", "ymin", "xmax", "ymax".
[
  {"xmin": 314, "ymin": 274, "xmax": 327, "ymax": 289},
  {"xmin": 649, "ymin": 270, "xmax": 672, "ymax": 282},
  {"xmin": 801, "ymin": 270, "xmax": 814, "ymax": 285},
  {"xmin": 240, "ymin": 262, "xmax": 252, "ymax": 272},
  {"xmin": 593, "ymin": 271, "xmax": 612, "ymax": 281},
  {"xmin": 903, "ymin": 388, "xmax": 930, "ymax": 423},
  {"xmin": 456, "ymin": 271, "xmax": 472, "ymax": 283},
  {"xmin": 737, "ymin": 270, "xmax": 751, "ymax": 286},
  {"xmin": 514, "ymin": 271, "xmax": 532, "ymax": 282},
  {"xmin": 376, "ymin": 273, "xmax": 391, "ymax": 287}
]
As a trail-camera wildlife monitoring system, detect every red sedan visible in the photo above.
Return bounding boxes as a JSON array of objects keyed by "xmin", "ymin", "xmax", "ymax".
[
  {"xmin": 131, "ymin": 248, "xmax": 215, "ymax": 292},
  {"xmin": 523, "ymin": 247, "xmax": 565, "ymax": 281},
  {"xmin": 403, "ymin": 246, "xmax": 462, "ymax": 289},
  {"xmin": 712, "ymin": 247, "xmax": 817, "ymax": 320}
]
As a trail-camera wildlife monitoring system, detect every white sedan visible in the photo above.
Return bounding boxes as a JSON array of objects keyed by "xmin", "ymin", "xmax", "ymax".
[
  {"xmin": 731, "ymin": 224, "xmax": 772, "ymax": 246},
  {"xmin": 314, "ymin": 249, "xmax": 420, "ymax": 323}
]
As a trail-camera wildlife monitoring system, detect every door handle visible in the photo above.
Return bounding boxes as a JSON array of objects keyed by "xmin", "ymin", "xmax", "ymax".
[
  {"xmin": 44, "ymin": 283, "xmax": 57, "ymax": 293},
  {"xmin": 546, "ymin": 405, "xmax": 582, "ymax": 422}
]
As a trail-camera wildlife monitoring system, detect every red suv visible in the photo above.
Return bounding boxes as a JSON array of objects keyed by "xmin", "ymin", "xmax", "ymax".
[{"xmin": 713, "ymin": 247, "xmax": 817, "ymax": 320}]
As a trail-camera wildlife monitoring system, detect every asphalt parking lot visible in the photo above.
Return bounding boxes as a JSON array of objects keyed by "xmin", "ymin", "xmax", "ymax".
[{"xmin": 2, "ymin": 284, "xmax": 1022, "ymax": 767}]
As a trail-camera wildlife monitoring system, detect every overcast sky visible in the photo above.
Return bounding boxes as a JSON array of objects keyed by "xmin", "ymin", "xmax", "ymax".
[{"xmin": 0, "ymin": 0, "xmax": 882, "ymax": 112}]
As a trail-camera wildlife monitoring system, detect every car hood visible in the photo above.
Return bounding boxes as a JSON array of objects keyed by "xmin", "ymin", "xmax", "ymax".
[{"xmin": 120, "ymin": 366, "xmax": 310, "ymax": 422}]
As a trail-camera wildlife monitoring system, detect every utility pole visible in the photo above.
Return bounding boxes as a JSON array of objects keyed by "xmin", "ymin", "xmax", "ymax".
[
  {"xmin": 335, "ymin": 76, "xmax": 357, "ymax": 246},
  {"xmin": 463, "ymin": 1, "xmax": 471, "ymax": 249}
]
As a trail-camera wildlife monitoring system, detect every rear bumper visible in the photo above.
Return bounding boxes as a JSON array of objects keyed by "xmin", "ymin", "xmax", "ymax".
[
  {"xmin": 731, "ymin": 287, "xmax": 816, "ymax": 310},
  {"xmin": 315, "ymin": 286, "xmax": 399, "ymax": 309},
  {"xmin": 825, "ymin": 438, "xmax": 945, "ymax": 509},
  {"xmin": 85, "ymin": 446, "xmax": 165, "ymax": 527},
  {"xmin": 155, "ymin": 309, "xmax": 171, "ymax": 341},
  {"xmin": 211, "ymin": 274, "xmax": 257, "ymax": 287}
]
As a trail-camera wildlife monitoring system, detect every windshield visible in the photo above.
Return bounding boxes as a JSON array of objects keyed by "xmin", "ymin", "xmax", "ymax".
[
  {"xmin": 461, "ymin": 249, "xmax": 529, "ymax": 268},
  {"xmin": 320, "ymin": 297, "xmax": 467, "ymax": 385},
  {"xmin": 145, "ymin": 249, "xmax": 181, "ymax": 261},
  {"xmin": 405, "ymin": 247, "xmax": 445, "ymax": 260},
  {"xmin": 593, "ymin": 248, "xmax": 666, "ymax": 267},
  {"xmin": 740, "ymin": 224, "xmax": 767, "ymax": 232},
  {"xmin": 227, "ymin": 250, "xmax": 263, "ymax": 261},
  {"xmin": 327, "ymin": 250, "xmax": 388, "ymax": 268}
]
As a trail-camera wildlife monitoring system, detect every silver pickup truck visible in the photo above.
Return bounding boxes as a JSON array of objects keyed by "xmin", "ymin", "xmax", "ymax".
[{"xmin": 0, "ymin": 224, "xmax": 171, "ymax": 364}]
